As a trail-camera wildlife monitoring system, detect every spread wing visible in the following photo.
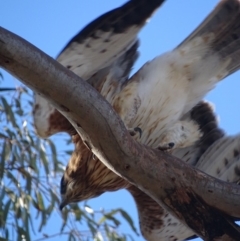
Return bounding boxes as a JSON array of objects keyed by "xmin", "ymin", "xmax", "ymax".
[
  {"xmin": 130, "ymin": 102, "xmax": 240, "ymax": 241},
  {"xmin": 178, "ymin": 0, "xmax": 240, "ymax": 114},
  {"xmin": 57, "ymin": 0, "xmax": 165, "ymax": 79},
  {"xmin": 110, "ymin": 0, "xmax": 240, "ymax": 150},
  {"xmin": 33, "ymin": 0, "xmax": 240, "ymax": 240},
  {"xmin": 33, "ymin": 0, "xmax": 166, "ymax": 138}
]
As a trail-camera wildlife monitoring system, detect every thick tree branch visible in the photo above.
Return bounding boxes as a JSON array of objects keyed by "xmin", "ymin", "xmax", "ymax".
[{"xmin": 1, "ymin": 27, "xmax": 240, "ymax": 240}]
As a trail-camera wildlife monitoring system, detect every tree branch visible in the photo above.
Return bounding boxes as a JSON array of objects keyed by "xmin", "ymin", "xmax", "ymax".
[{"xmin": 1, "ymin": 26, "xmax": 240, "ymax": 240}]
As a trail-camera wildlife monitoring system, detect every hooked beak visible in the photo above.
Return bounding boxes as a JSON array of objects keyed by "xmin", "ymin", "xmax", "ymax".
[{"xmin": 59, "ymin": 197, "xmax": 68, "ymax": 211}]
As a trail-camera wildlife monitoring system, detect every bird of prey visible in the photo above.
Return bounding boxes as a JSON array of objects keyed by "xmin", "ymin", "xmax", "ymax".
[
  {"xmin": 34, "ymin": 0, "xmax": 240, "ymax": 151},
  {"xmin": 60, "ymin": 100, "xmax": 240, "ymax": 241},
  {"xmin": 31, "ymin": 0, "xmax": 240, "ymax": 240},
  {"xmin": 56, "ymin": 0, "xmax": 240, "ymax": 205}
]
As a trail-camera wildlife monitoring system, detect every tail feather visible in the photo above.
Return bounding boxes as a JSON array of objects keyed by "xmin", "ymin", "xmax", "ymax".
[
  {"xmin": 196, "ymin": 135, "xmax": 240, "ymax": 183},
  {"xmin": 178, "ymin": 0, "xmax": 240, "ymax": 77}
]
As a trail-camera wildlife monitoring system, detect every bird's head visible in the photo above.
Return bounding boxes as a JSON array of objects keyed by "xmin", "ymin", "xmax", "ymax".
[{"xmin": 59, "ymin": 134, "xmax": 130, "ymax": 210}]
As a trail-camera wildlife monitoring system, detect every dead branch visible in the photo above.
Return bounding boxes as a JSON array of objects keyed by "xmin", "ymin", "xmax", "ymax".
[{"xmin": 1, "ymin": 26, "xmax": 240, "ymax": 240}]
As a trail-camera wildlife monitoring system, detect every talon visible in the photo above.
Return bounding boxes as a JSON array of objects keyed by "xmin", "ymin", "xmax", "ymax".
[
  {"xmin": 129, "ymin": 131, "xmax": 135, "ymax": 136},
  {"xmin": 158, "ymin": 142, "xmax": 175, "ymax": 151},
  {"xmin": 129, "ymin": 127, "xmax": 142, "ymax": 138},
  {"xmin": 134, "ymin": 127, "xmax": 142, "ymax": 138},
  {"xmin": 168, "ymin": 142, "xmax": 175, "ymax": 148}
]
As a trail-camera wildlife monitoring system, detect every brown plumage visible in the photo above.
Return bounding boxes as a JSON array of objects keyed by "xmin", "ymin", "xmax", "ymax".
[
  {"xmin": 31, "ymin": 0, "xmax": 240, "ymax": 240},
  {"xmin": 60, "ymin": 133, "xmax": 131, "ymax": 207},
  {"xmin": 60, "ymin": 101, "xmax": 221, "ymax": 206},
  {"xmin": 59, "ymin": 101, "xmax": 240, "ymax": 241}
]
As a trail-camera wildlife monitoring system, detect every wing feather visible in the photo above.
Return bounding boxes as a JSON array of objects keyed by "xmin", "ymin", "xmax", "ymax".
[
  {"xmin": 196, "ymin": 135, "xmax": 240, "ymax": 183},
  {"xmin": 137, "ymin": 102, "xmax": 240, "ymax": 240},
  {"xmin": 178, "ymin": 0, "xmax": 240, "ymax": 77},
  {"xmin": 33, "ymin": 0, "xmax": 166, "ymax": 138},
  {"xmin": 57, "ymin": 0, "xmax": 165, "ymax": 79}
]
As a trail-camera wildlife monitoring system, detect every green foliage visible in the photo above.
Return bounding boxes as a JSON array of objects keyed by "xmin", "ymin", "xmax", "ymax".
[{"xmin": 0, "ymin": 77, "xmax": 137, "ymax": 240}]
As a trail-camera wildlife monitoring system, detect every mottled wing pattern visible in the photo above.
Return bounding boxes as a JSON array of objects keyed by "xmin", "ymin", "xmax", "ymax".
[
  {"xmin": 57, "ymin": 0, "xmax": 166, "ymax": 79},
  {"xmin": 178, "ymin": 0, "xmax": 240, "ymax": 75},
  {"xmin": 111, "ymin": 0, "xmax": 240, "ymax": 151},
  {"xmin": 196, "ymin": 135, "xmax": 240, "ymax": 182},
  {"xmin": 33, "ymin": 40, "xmax": 139, "ymax": 138},
  {"xmin": 33, "ymin": 0, "xmax": 165, "ymax": 138},
  {"xmin": 178, "ymin": 0, "xmax": 240, "ymax": 114}
]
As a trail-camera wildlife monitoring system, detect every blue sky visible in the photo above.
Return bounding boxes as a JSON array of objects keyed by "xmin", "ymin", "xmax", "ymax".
[{"xmin": 1, "ymin": 1, "xmax": 240, "ymax": 241}]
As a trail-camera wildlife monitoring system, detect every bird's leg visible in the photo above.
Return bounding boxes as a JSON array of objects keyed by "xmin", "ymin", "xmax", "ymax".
[{"xmin": 158, "ymin": 120, "xmax": 202, "ymax": 152}]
